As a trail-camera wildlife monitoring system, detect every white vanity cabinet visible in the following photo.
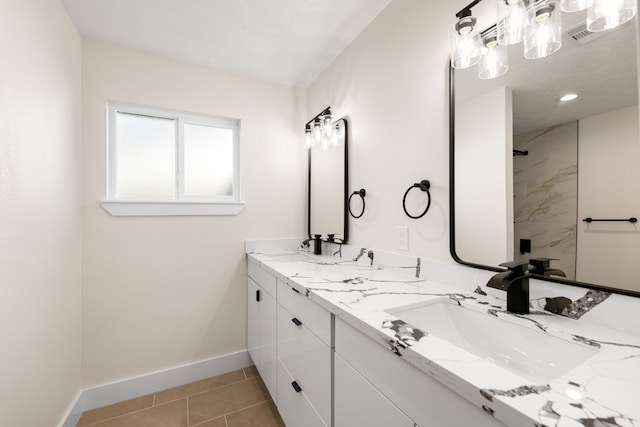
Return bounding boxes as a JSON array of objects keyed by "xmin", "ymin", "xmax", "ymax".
[
  {"xmin": 247, "ymin": 259, "xmax": 331, "ymax": 426},
  {"xmin": 276, "ymin": 280, "xmax": 331, "ymax": 426},
  {"xmin": 335, "ymin": 317, "xmax": 506, "ymax": 427},
  {"xmin": 248, "ymin": 256, "xmax": 508, "ymax": 427},
  {"xmin": 247, "ymin": 260, "xmax": 277, "ymax": 400}
]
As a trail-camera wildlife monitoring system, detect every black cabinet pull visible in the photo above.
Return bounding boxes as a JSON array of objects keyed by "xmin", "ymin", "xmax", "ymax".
[
  {"xmin": 291, "ymin": 381, "xmax": 302, "ymax": 393},
  {"xmin": 291, "ymin": 287, "xmax": 300, "ymax": 294},
  {"xmin": 256, "ymin": 289, "xmax": 261, "ymax": 302},
  {"xmin": 291, "ymin": 318, "xmax": 302, "ymax": 326}
]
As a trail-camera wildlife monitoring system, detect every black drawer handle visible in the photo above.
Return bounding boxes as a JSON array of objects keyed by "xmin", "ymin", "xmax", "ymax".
[
  {"xmin": 291, "ymin": 318, "xmax": 302, "ymax": 326},
  {"xmin": 291, "ymin": 381, "xmax": 302, "ymax": 393},
  {"xmin": 256, "ymin": 289, "xmax": 261, "ymax": 302},
  {"xmin": 291, "ymin": 287, "xmax": 300, "ymax": 294}
]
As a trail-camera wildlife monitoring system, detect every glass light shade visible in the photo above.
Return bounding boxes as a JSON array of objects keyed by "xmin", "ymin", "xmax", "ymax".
[
  {"xmin": 497, "ymin": 0, "xmax": 528, "ymax": 45},
  {"xmin": 304, "ymin": 128, "xmax": 313, "ymax": 149},
  {"xmin": 323, "ymin": 114, "xmax": 335, "ymax": 139},
  {"xmin": 320, "ymin": 134, "xmax": 330, "ymax": 151},
  {"xmin": 330, "ymin": 131, "xmax": 339, "ymax": 147},
  {"xmin": 331, "ymin": 123, "xmax": 343, "ymax": 147},
  {"xmin": 587, "ymin": 0, "xmax": 637, "ymax": 32},
  {"xmin": 312, "ymin": 119, "xmax": 323, "ymax": 146},
  {"xmin": 478, "ymin": 44, "xmax": 509, "ymax": 79},
  {"xmin": 524, "ymin": 1, "xmax": 562, "ymax": 59},
  {"xmin": 451, "ymin": 17, "xmax": 482, "ymax": 69},
  {"xmin": 561, "ymin": 0, "xmax": 592, "ymax": 12}
]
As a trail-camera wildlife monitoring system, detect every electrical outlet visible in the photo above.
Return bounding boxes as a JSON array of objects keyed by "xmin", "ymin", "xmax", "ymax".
[{"xmin": 397, "ymin": 226, "xmax": 409, "ymax": 251}]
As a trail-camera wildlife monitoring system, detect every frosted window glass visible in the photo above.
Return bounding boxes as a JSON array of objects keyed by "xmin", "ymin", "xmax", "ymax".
[
  {"xmin": 115, "ymin": 112, "xmax": 176, "ymax": 199},
  {"xmin": 184, "ymin": 124, "xmax": 233, "ymax": 197}
]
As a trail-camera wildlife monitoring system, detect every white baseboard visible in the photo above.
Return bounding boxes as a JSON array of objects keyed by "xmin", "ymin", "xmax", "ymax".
[
  {"xmin": 60, "ymin": 350, "xmax": 251, "ymax": 427},
  {"xmin": 59, "ymin": 391, "xmax": 83, "ymax": 427}
]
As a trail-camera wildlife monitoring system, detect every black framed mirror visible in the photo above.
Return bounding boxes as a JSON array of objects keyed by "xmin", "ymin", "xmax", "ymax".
[
  {"xmin": 449, "ymin": 13, "xmax": 640, "ymax": 297},
  {"xmin": 308, "ymin": 117, "xmax": 349, "ymax": 244}
]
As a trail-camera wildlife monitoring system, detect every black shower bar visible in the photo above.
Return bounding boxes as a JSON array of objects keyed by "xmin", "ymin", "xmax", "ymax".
[{"xmin": 583, "ymin": 217, "xmax": 638, "ymax": 223}]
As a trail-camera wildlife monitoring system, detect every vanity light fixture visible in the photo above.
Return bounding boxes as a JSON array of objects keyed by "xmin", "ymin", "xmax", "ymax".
[
  {"xmin": 451, "ymin": 8, "xmax": 482, "ymax": 69},
  {"xmin": 524, "ymin": 0, "xmax": 562, "ymax": 59},
  {"xmin": 587, "ymin": 0, "xmax": 637, "ymax": 32},
  {"xmin": 452, "ymin": 0, "xmax": 636, "ymax": 79},
  {"xmin": 498, "ymin": 0, "xmax": 528, "ymax": 45},
  {"xmin": 478, "ymin": 30, "xmax": 509, "ymax": 79},
  {"xmin": 304, "ymin": 107, "xmax": 343, "ymax": 150},
  {"xmin": 560, "ymin": 0, "xmax": 592, "ymax": 13}
]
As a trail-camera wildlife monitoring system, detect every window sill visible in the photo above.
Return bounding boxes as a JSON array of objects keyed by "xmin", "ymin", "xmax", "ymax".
[{"xmin": 101, "ymin": 200, "xmax": 246, "ymax": 217}]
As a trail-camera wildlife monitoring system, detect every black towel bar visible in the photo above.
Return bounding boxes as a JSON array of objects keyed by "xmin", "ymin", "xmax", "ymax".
[{"xmin": 582, "ymin": 217, "xmax": 637, "ymax": 223}]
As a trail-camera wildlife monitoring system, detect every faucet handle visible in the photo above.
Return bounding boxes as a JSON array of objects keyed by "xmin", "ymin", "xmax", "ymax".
[
  {"xmin": 498, "ymin": 260, "xmax": 529, "ymax": 276},
  {"xmin": 529, "ymin": 257, "xmax": 566, "ymax": 277},
  {"xmin": 529, "ymin": 257, "xmax": 557, "ymax": 269}
]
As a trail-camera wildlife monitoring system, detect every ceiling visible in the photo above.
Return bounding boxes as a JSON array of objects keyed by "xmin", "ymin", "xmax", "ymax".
[{"xmin": 61, "ymin": 0, "xmax": 392, "ymax": 87}]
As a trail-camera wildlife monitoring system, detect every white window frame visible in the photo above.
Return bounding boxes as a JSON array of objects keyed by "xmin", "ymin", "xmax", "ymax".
[{"xmin": 101, "ymin": 102, "xmax": 244, "ymax": 216}]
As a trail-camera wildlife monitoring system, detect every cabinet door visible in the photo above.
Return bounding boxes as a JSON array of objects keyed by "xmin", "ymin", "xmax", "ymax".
[
  {"xmin": 247, "ymin": 277, "xmax": 260, "ymax": 365},
  {"xmin": 335, "ymin": 318, "xmax": 506, "ymax": 427},
  {"xmin": 259, "ymin": 286, "xmax": 277, "ymax": 401},
  {"xmin": 335, "ymin": 353, "xmax": 414, "ymax": 427},
  {"xmin": 247, "ymin": 275, "xmax": 277, "ymax": 402}
]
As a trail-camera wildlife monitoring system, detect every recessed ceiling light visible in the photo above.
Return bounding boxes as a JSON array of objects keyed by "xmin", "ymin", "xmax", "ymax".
[{"xmin": 559, "ymin": 93, "xmax": 579, "ymax": 102}]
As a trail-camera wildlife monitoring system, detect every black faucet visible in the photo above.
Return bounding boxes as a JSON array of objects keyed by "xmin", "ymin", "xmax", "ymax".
[
  {"xmin": 310, "ymin": 234, "xmax": 322, "ymax": 255},
  {"xmin": 486, "ymin": 261, "xmax": 530, "ymax": 314},
  {"xmin": 529, "ymin": 257, "xmax": 566, "ymax": 277},
  {"xmin": 301, "ymin": 235, "xmax": 323, "ymax": 255}
]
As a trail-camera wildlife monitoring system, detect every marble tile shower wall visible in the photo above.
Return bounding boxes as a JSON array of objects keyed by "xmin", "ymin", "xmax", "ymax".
[{"xmin": 513, "ymin": 122, "xmax": 578, "ymax": 280}]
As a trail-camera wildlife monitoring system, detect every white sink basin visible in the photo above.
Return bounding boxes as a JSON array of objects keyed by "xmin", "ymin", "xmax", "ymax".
[{"xmin": 385, "ymin": 299, "xmax": 597, "ymax": 383}]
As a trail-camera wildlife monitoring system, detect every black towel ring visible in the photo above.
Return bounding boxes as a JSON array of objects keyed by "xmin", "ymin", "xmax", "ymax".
[
  {"xmin": 348, "ymin": 189, "xmax": 366, "ymax": 219},
  {"xmin": 402, "ymin": 180, "xmax": 431, "ymax": 219}
]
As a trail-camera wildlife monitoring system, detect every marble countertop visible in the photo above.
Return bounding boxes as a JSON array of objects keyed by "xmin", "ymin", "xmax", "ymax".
[{"xmin": 247, "ymin": 242, "xmax": 640, "ymax": 427}]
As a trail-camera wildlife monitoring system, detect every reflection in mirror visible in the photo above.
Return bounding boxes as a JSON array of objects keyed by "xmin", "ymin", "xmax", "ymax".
[
  {"xmin": 309, "ymin": 118, "xmax": 348, "ymax": 243},
  {"xmin": 451, "ymin": 11, "xmax": 640, "ymax": 295}
]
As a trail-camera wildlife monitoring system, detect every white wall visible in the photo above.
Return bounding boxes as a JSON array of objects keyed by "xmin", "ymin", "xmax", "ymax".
[
  {"xmin": 577, "ymin": 105, "xmax": 640, "ymax": 292},
  {"xmin": 456, "ymin": 87, "xmax": 513, "ymax": 266},
  {"xmin": 306, "ymin": 0, "xmax": 473, "ymax": 259},
  {"xmin": 81, "ymin": 41, "xmax": 307, "ymax": 387},
  {"xmin": 0, "ymin": 0, "xmax": 83, "ymax": 426}
]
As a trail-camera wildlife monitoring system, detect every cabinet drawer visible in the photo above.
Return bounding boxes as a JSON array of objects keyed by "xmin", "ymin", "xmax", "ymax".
[
  {"xmin": 277, "ymin": 359, "xmax": 327, "ymax": 427},
  {"xmin": 248, "ymin": 260, "xmax": 277, "ymax": 298},
  {"xmin": 335, "ymin": 353, "xmax": 414, "ymax": 427},
  {"xmin": 277, "ymin": 280, "xmax": 331, "ymax": 346},
  {"xmin": 277, "ymin": 304, "xmax": 331, "ymax": 425},
  {"xmin": 335, "ymin": 317, "xmax": 506, "ymax": 427}
]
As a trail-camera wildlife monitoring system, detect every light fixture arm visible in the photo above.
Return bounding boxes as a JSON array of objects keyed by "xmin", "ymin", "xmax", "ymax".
[
  {"xmin": 456, "ymin": 0, "xmax": 485, "ymax": 18},
  {"xmin": 305, "ymin": 106, "xmax": 332, "ymax": 128}
]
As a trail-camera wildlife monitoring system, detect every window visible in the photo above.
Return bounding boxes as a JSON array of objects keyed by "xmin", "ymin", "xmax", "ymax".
[{"xmin": 101, "ymin": 103, "xmax": 243, "ymax": 216}]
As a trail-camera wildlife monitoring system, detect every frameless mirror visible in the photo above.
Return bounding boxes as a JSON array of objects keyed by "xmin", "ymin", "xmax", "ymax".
[
  {"xmin": 308, "ymin": 118, "xmax": 348, "ymax": 243},
  {"xmin": 450, "ymin": 12, "xmax": 640, "ymax": 296}
]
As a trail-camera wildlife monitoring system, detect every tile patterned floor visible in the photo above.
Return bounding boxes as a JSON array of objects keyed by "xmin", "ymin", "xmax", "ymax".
[{"xmin": 76, "ymin": 366, "xmax": 285, "ymax": 427}]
